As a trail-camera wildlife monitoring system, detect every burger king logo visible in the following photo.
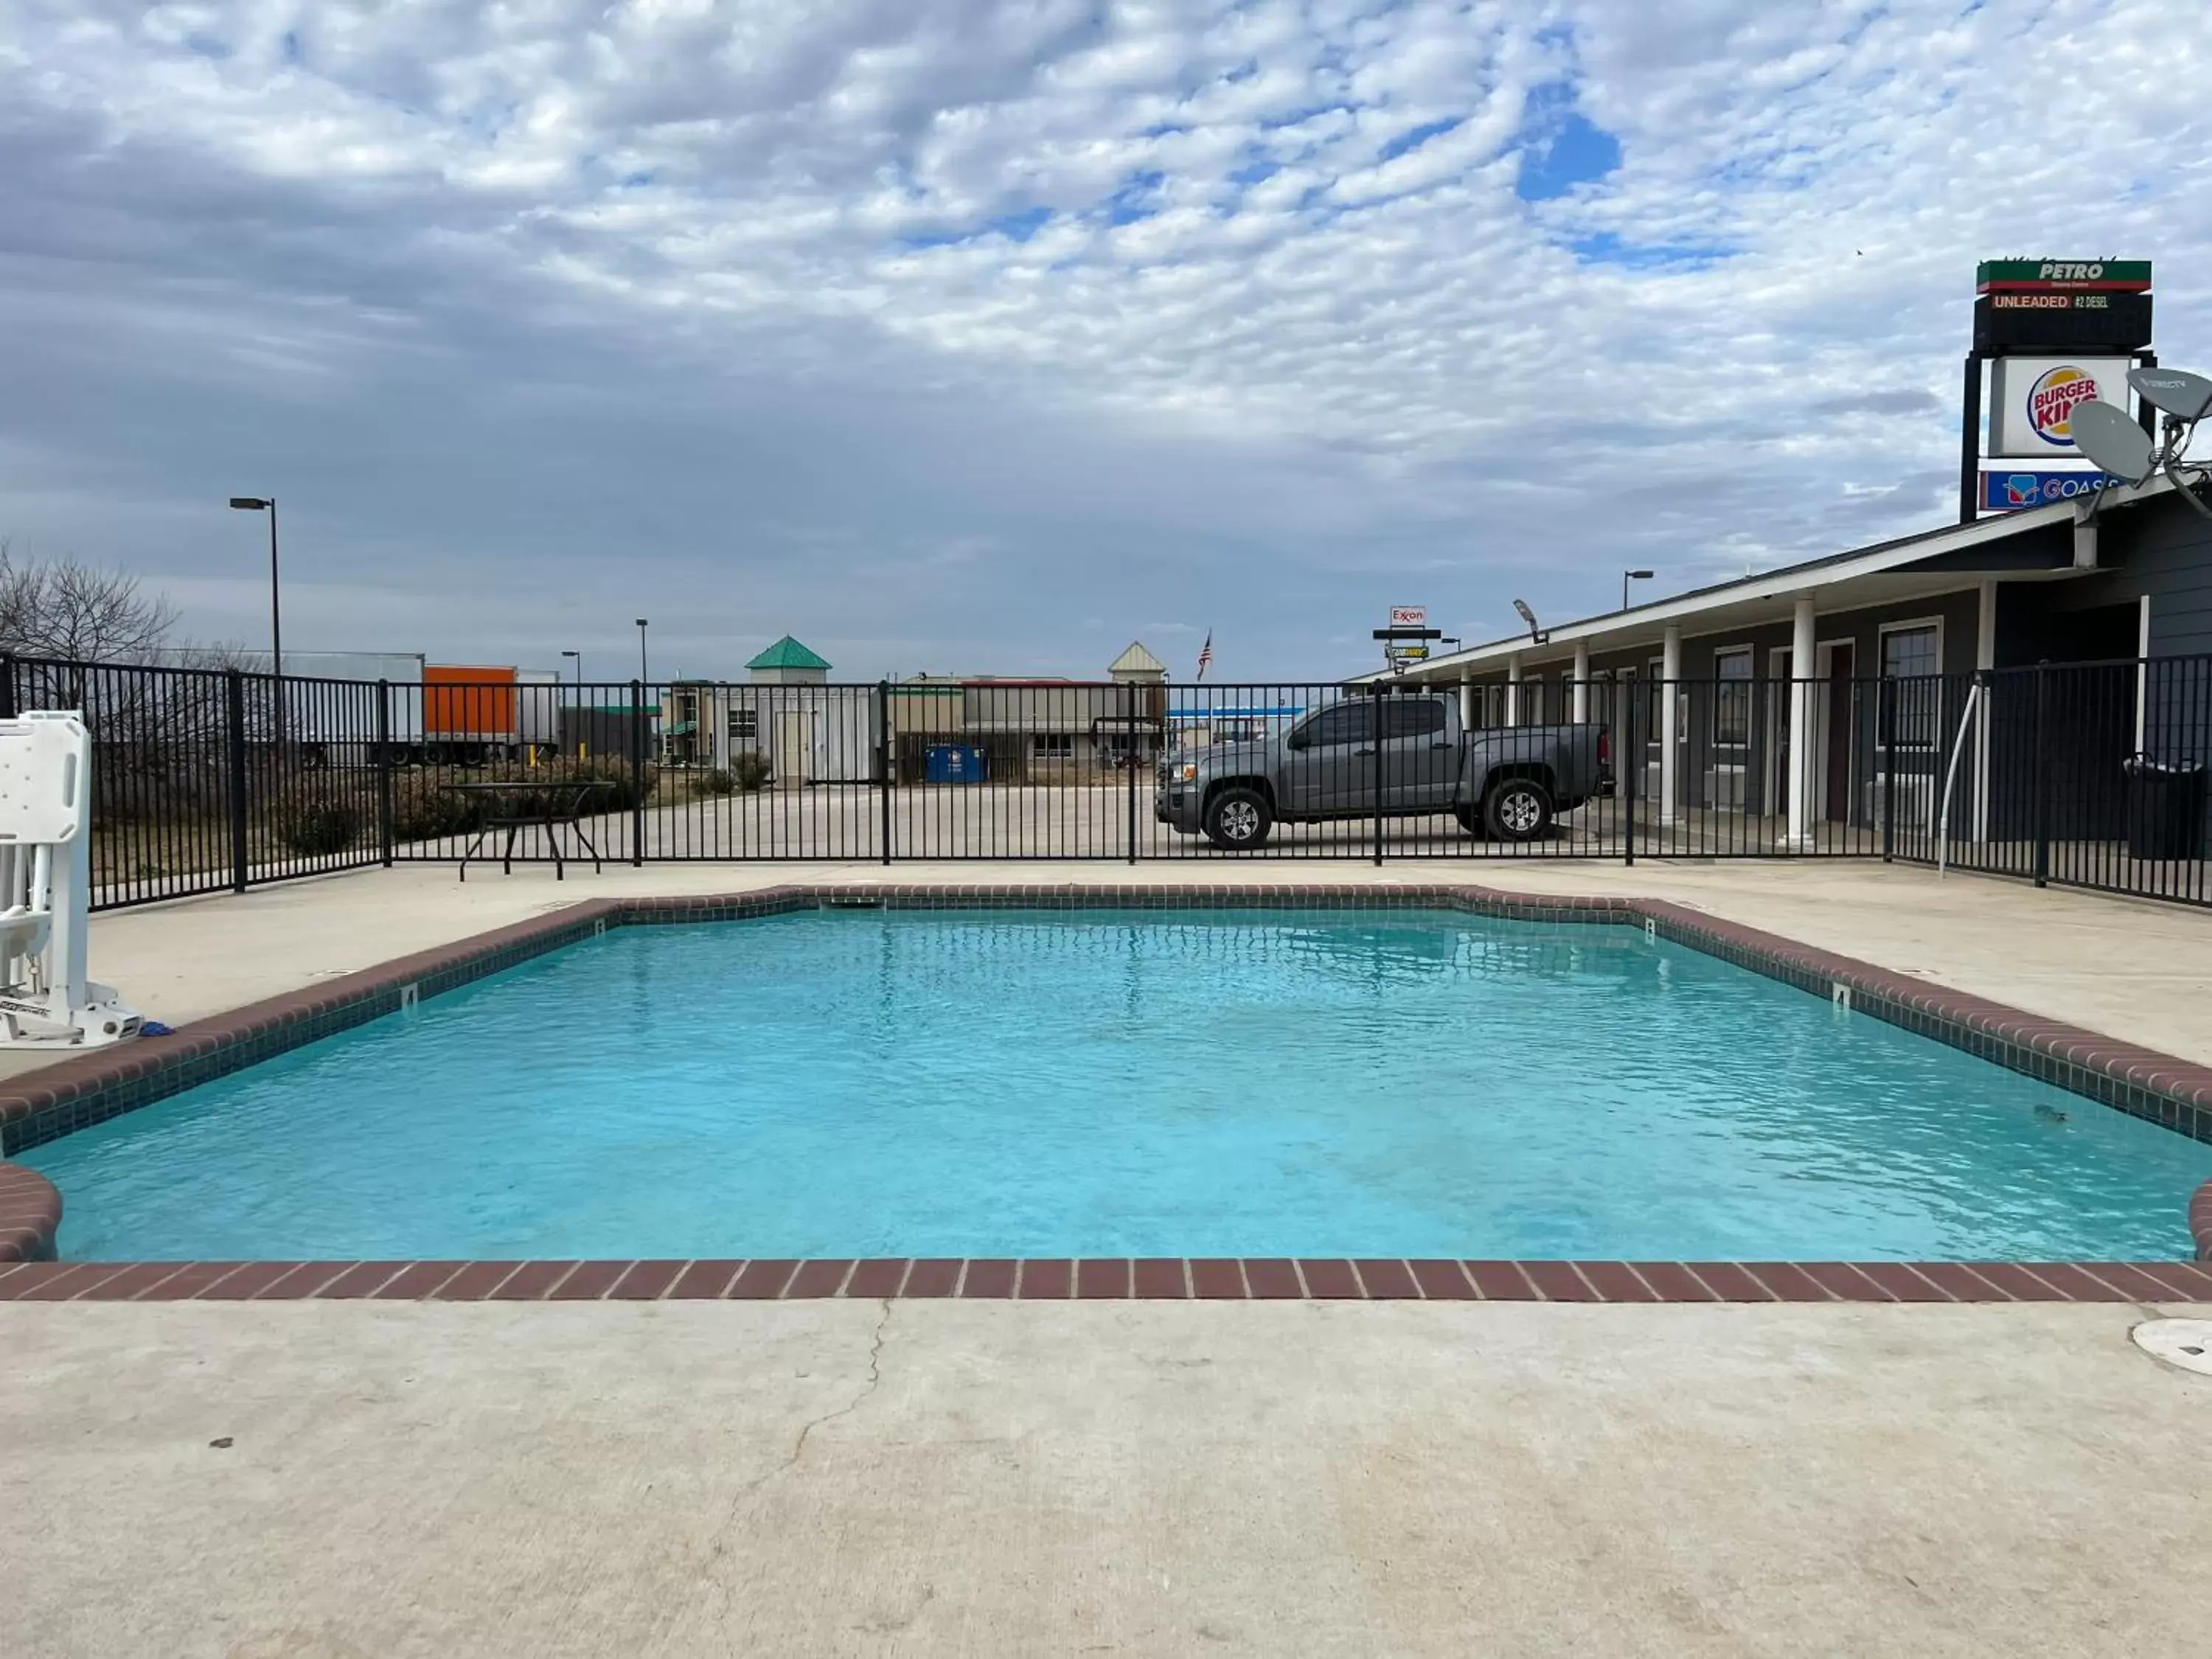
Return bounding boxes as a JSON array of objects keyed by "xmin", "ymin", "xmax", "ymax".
[{"xmin": 2028, "ymin": 365, "xmax": 2099, "ymax": 447}]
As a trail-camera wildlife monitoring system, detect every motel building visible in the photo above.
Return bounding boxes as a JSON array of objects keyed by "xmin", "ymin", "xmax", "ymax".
[{"xmin": 1380, "ymin": 474, "xmax": 2212, "ymax": 855}]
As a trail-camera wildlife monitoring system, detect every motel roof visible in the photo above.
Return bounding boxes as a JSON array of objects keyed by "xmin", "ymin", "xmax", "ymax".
[{"xmin": 1368, "ymin": 473, "xmax": 2181, "ymax": 684}]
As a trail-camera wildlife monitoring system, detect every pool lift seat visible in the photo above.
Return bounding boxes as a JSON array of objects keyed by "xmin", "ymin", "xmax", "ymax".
[{"xmin": 0, "ymin": 712, "xmax": 143, "ymax": 1049}]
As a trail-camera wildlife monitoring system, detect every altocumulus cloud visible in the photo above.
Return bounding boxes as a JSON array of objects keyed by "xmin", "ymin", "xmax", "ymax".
[{"xmin": 0, "ymin": 0, "xmax": 2206, "ymax": 678}]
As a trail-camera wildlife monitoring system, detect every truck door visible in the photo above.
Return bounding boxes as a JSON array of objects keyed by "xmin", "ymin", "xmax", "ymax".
[
  {"xmin": 1279, "ymin": 701, "xmax": 1375, "ymax": 814},
  {"xmin": 1380, "ymin": 697, "xmax": 1455, "ymax": 810}
]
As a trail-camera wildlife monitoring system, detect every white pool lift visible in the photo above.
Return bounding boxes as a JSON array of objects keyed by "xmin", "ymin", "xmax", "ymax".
[{"xmin": 0, "ymin": 712, "xmax": 144, "ymax": 1048}]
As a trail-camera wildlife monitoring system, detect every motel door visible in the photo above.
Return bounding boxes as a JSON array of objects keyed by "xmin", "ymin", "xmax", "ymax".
[{"xmin": 1768, "ymin": 644, "xmax": 1856, "ymax": 823}]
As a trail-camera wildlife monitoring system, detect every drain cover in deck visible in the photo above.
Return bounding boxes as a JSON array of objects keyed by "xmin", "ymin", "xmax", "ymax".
[{"xmin": 2132, "ymin": 1318, "xmax": 2212, "ymax": 1377}]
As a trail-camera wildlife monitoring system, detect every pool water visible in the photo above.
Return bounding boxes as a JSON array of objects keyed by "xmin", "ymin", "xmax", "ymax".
[{"xmin": 26, "ymin": 909, "xmax": 2212, "ymax": 1261}]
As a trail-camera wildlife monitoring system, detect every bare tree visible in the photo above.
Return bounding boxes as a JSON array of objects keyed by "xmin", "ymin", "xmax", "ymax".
[{"xmin": 0, "ymin": 540, "xmax": 181, "ymax": 663}]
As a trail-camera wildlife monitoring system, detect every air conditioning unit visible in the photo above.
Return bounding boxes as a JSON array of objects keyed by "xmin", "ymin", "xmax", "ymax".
[
  {"xmin": 1872, "ymin": 771, "xmax": 1934, "ymax": 835},
  {"xmin": 1703, "ymin": 763, "xmax": 1747, "ymax": 810}
]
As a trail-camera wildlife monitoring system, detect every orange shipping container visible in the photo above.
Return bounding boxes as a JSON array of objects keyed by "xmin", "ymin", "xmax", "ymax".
[{"xmin": 424, "ymin": 664, "xmax": 518, "ymax": 737}]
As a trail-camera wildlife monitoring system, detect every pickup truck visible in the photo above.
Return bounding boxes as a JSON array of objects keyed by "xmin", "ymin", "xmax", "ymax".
[{"xmin": 1155, "ymin": 694, "xmax": 1609, "ymax": 850}]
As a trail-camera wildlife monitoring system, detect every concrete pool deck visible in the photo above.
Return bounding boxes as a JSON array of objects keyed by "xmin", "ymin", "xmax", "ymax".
[
  {"xmin": 7, "ymin": 859, "xmax": 2212, "ymax": 1654},
  {"xmin": 7, "ymin": 1298, "xmax": 2211, "ymax": 1655}
]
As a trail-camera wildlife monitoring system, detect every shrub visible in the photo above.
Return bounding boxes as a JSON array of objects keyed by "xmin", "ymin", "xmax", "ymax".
[
  {"xmin": 730, "ymin": 752, "xmax": 772, "ymax": 791},
  {"xmin": 515, "ymin": 758, "xmax": 655, "ymax": 812},
  {"xmin": 271, "ymin": 796, "xmax": 363, "ymax": 857},
  {"xmin": 391, "ymin": 777, "xmax": 487, "ymax": 842},
  {"xmin": 385, "ymin": 759, "xmax": 656, "ymax": 845},
  {"xmin": 699, "ymin": 768, "xmax": 736, "ymax": 796}
]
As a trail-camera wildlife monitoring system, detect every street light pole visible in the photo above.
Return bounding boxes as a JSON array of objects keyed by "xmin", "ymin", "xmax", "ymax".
[
  {"xmin": 1622, "ymin": 568, "xmax": 1654, "ymax": 612},
  {"xmin": 635, "ymin": 619, "xmax": 650, "ymax": 686},
  {"xmin": 229, "ymin": 495, "xmax": 282, "ymax": 747},
  {"xmin": 560, "ymin": 649, "xmax": 581, "ymax": 689}
]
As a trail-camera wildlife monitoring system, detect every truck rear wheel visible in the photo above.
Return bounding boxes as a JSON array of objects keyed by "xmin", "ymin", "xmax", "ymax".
[
  {"xmin": 1203, "ymin": 786, "xmax": 1273, "ymax": 850},
  {"xmin": 1482, "ymin": 777, "xmax": 1553, "ymax": 842}
]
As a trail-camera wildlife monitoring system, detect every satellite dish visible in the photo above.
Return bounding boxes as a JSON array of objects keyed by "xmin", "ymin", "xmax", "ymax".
[
  {"xmin": 2070, "ymin": 400, "xmax": 2156, "ymax": 486},
  {"xmin": 2129, "ymin": 366, "xmax": 2212, "ymax": 423}
]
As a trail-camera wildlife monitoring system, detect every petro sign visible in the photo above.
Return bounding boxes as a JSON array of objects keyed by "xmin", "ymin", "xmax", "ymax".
[
  {"xmin": 1975, "ymin": 259, "xmax": 2152, "ymax": 292},
  {"xmin": 1973, "ymin": 258, "xmax": 2152, "ymax": 352},
  {"xmin": 1978, "ymin": 470, "xmax": 2114, "ymax": 512}
]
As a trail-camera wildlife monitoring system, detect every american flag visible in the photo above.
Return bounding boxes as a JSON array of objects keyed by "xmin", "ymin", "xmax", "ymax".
[{"xmin": 1195, "ymin": 631, "xmax": 1214, "ymax": 681}]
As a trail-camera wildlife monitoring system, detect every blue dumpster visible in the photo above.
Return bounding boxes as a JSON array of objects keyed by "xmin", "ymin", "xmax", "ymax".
[{"xmin": 925, "ymin": 743, "xmax": 988, "ymax": 784}]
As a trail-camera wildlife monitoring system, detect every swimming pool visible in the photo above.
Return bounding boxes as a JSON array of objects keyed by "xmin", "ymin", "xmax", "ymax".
[{"xmin": 22, "ymin": 907, "xmax": 2212, "ymax": 1262}]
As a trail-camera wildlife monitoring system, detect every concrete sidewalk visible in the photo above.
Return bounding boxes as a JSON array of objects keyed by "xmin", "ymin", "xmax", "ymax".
[{"xmin": 4, "ymin": 1297, "xmax": 2208, "ymax": 1658}]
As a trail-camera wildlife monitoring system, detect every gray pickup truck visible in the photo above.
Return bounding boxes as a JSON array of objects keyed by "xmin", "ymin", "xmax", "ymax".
[{"xmin": 1155, "ymin": 694, "xmax": 1609, "ymax": 850}]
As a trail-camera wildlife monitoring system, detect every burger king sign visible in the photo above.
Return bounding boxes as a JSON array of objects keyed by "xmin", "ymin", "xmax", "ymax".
[
  {"xmin": 2025, "ymin": 366, "xmax": 2099, "ymax": 445},
  {"xmin": 1990, "ymin": 355, "xmax": 2132, "ymax": 456}
]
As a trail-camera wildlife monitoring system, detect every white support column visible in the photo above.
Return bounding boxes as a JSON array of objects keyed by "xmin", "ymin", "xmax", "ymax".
[
  {"xmin": 1974, "ymin": 581, "xmax": 1997, "ymax": 841},
  {"xmin": 1571, "ymin": 640, "xmax": 1590, "ymax": 724},
  {"xmin": 1458, "ymin": 680, "xmax": 1475, "ymax": 732},
  {"xmin": 1506, "ymin": 654, "xmax": 1523, "ymax": 726},
  {"xmin": 1659, "ymin": 625, "xmax": 1681, "ymax": 827},
  {"xmin": 1786, "ymin": 597, "xmax": 1815, "ymax": 847}
]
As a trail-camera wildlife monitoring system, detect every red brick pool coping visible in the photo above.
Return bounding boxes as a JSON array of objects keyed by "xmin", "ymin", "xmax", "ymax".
[
  {"xmin": 4, "ymin": 882, "xmax": 2212, "ymax": 1279},
  {"xmin": 5, "ymin": 1256, "xmax": 2212, "ymax": 1304}
]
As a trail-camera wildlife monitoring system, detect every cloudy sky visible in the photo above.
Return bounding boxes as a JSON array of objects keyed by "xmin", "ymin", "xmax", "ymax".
[{"xmin": 0, "ymin": 0, "xmax": 2202, "ymax": 681}]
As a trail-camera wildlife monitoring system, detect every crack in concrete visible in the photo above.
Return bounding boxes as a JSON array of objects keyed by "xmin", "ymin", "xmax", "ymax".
[
  {"xmin": 785, "ymin": 1296, "xmax": 892, "ymax": 1472},
  {"xmin": 694, "ymin": 1298, "xmax": 896, "ymax": 1628},
  {"xmin": 720, "ymin": 1298, "xmax": 894, "ymax": 1516}
]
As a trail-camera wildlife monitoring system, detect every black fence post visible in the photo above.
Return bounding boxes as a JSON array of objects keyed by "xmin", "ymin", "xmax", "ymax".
[
  {"xmin": 1623, "ymin": 679, "xmax": 1638, "ymax": 867},
  {"xmin": 631, "ymin": 678, "xmax": 647, "ymax": 867},
  {"xmin": 376, "ymin": 678, "xmax": 395, "ymax": 867},
  {"xmin": 1371, "ymin": 682, "xmax": 1386, "ymax": 866},
  {"xmin": 1878, "ymin": 676, "xmax": 1895, "ymax": 863},
  {"xmin": 876, "ymin": 679, "xmax": 893, "ymax": 866},
  {"xmin": 0, "ymin": 653, "xmax": 15, "ymax": 720},
  {"xmin": 2032, "ymin": 661, "xmax": 2051, "ymax": 888},
  {"xmin": 1125, "ymin": 681, "xmax": 1139, "ymax": 866},
  {"xmin": 224, "ymin": 668, "xmax": 250, "ymax": 894}
]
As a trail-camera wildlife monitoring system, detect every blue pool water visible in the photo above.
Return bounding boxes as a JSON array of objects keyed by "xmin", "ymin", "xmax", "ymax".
[{"xmin": 25, "ymin": 909, "xmax": 2212, "ymax": 1261}]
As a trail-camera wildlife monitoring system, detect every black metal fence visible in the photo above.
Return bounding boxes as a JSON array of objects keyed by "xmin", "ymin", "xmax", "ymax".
[{"xmin": 5, "ymin": 653, "xmax": 2208, "ymax": 910}]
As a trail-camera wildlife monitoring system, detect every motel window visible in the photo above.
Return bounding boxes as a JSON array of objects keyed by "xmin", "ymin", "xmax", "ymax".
[
  {"xmin": 1031, "ymin": 733, "xmax": 1076, "ymax": 762},
  {"xmin": 728, "ymin": 708, "xmax": 759, "ymax": 743},
  {"xmin": 1882, "ymin": 625, "xmax": 1939, "ymax": 681},
  {"xmin": 1882, "ymin": 625, "xmax": 1941, "ymax": 749},
  {"xmin": 1712, "ymin": 648, "xmax": 1753, "ymax": 746}
]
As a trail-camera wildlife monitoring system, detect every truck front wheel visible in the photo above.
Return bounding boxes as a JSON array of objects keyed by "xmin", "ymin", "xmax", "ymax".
[
  {"xmin": 1203, "ymin": 786, "xmax": 1274, "ymax": 850},
  {"xmin": 1482, "ymin": 778, "xmax": 1553, "ymax": 842}
]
